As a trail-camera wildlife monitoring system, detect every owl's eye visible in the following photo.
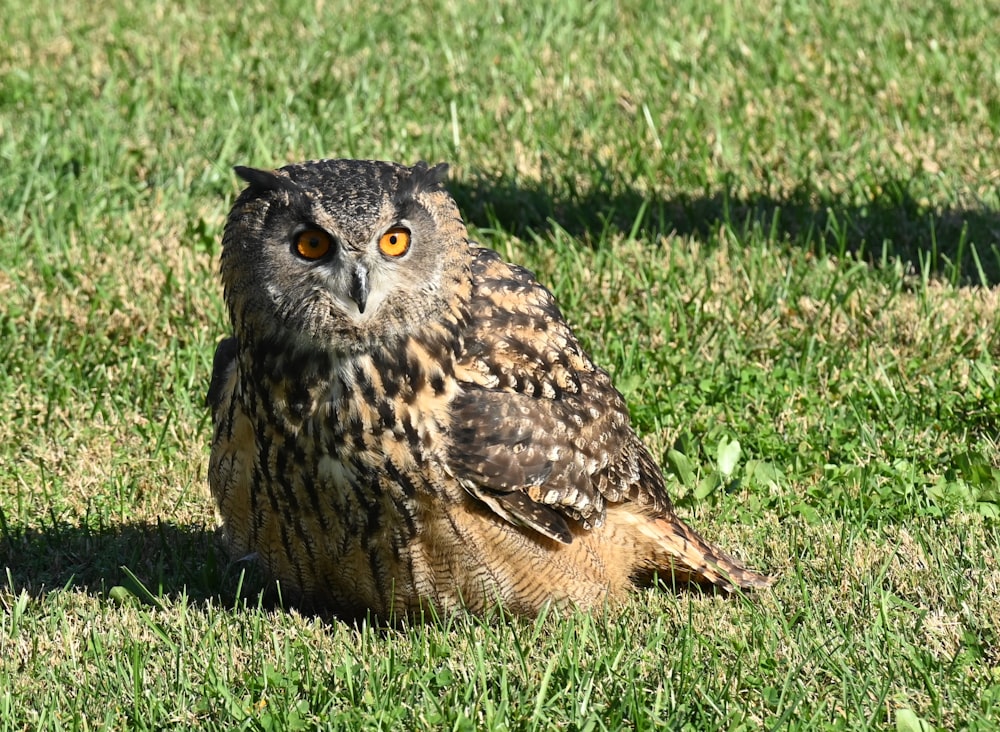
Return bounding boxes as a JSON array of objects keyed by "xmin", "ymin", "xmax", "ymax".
[
  {"xmin": 294, "ymin": 229, "xmax": 332, "ymax": 260},
  {"xmin": 378, "ymin": 227, "xmax": 411, "ymax": 258}
]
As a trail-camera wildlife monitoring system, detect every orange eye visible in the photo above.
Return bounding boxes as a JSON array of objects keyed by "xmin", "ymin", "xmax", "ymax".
[
  {"xmin": 378, "ymin": 227, "xmax": 411, "ymax": 257},
  {"xmin": 294, "ymin": 229, "xmax": 332, "ymax": 260}
]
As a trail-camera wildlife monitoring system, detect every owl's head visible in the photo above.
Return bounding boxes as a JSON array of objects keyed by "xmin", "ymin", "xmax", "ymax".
[{"xmin": 220, "ymin": 159, "xmax": 470, "ymax": 353}]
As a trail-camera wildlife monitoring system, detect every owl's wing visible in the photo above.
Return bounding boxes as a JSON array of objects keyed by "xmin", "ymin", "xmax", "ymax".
[
  {"xmin": 447, "ymin": 248, "xmax": 672, "ymax": 544},
  {"xmin": 207, "ymin": 337, "xmax": 239, "ymax": 416}
]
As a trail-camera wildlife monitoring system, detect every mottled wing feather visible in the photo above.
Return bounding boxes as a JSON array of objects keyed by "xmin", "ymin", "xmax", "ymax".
[
  {"xmin": 470, "ymin": 485, "xmax": 573, "ymax": 544},
  {"xmin": 448, "ymin": 248, "xmax": 672, "ymax": 542}
]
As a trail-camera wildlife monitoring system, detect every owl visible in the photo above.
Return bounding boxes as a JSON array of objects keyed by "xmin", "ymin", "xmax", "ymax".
[{"xmin": 207, "ymin": 159, "xmax": 772, "ymax": 619}]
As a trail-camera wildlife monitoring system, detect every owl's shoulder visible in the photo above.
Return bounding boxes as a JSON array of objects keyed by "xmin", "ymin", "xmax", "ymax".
[
  {"xmin": 467, "ymin": 246, "xmax": 564, "ymax": 317},
  {"xmin": 207, "ymin": 336, "xmax": 239, "ymax": 417},
  {"xmin": 459, "ymin": 246, "xmax": 597, "ymax": 394}
]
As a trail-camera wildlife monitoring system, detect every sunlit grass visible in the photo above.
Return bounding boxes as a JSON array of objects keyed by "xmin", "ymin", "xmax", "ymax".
[{"xmin": 1, "ymin": 0, "xmax": 998, "ymax": 729}]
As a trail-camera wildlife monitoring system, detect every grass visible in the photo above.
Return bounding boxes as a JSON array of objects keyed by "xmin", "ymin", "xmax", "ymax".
[{"xmin": 1, "ymin": 0, "xmax": 999, "ymax": 728}]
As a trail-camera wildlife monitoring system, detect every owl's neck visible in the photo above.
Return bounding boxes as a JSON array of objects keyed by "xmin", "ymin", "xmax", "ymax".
[{"xmin": 238, "ymin": 304, "xmax": 468, "ymax": 431}]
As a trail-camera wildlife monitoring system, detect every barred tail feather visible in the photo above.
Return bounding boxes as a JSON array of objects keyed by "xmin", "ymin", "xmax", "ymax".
[{"xmin": 630, "ymin": 513, "xmax": 774, "ymax": 592}]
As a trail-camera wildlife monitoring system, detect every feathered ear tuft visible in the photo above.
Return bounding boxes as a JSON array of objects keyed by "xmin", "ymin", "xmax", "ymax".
[
  {"xmin": 233, "ymin": 166, "xmax": 302, "ymax": 194},
  {"xmin": 408, "ymin": 161, "xmax": 450, "ymax": 192},
  {"xmin": 390, "ymin": 161, "xmax": 450, "ymax": 208}
]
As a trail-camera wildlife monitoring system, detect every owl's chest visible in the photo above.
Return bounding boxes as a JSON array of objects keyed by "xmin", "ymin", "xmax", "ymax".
[{"xmin": 267, "ymin": 349, "xmax": 457, "ymax": 492}]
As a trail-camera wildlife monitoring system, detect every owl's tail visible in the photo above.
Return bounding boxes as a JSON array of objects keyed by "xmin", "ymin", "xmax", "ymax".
[{"xmin": 630, "ymin": 512, "xmax": 774, "ymax": 593}]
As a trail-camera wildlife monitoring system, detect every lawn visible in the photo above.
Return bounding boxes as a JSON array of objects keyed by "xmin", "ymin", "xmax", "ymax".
[{"xmin": 1, "ymin": 0, "xmax": 999, "ymax": 729}]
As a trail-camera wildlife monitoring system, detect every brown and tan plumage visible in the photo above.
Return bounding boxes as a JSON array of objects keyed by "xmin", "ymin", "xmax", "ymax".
[{"xmin": 208, "ymin": 158, "xmax": 772, "ymax": 619}]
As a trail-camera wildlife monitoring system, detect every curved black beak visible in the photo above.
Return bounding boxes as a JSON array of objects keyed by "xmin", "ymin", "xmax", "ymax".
[{"xmin": 349, "ymin": 264, "xmax": 370, "ymax": 314}]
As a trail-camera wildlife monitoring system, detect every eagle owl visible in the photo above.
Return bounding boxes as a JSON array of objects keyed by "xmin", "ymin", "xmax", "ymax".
[{"xmin": 208, "ymin": 159, "xmax": 771, "ymax": 619}]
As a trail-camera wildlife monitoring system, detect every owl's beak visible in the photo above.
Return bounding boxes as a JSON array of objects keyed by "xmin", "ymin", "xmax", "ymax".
[{"xmin": 349, "ymin": 264, "xmax": 370, "ymax": 314}]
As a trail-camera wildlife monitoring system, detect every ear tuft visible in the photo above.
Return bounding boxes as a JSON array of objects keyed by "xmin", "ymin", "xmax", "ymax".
[
  {"xmin": 409, "ymin": 161, "xmax": 450, "ymax": 192},
  {"xmin": 233, "ymin": 166, "xmax": 302, "ymax": 194}
]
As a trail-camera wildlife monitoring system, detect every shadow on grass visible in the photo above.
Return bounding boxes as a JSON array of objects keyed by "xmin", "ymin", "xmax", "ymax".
[
  {"xmin": 0, "ymin": 519, "xmax": 426, "ymax": 626},
  {"xmin": 0, "ymin": 513, "xmax": 748, "ymax": 624},
  {"xmin": 0, "ymin": 517, "xmax": 268, "ymax": 607},
  {"xmin": 450, "ymin": 173, "xmax": 1000, "ymax": 285}
]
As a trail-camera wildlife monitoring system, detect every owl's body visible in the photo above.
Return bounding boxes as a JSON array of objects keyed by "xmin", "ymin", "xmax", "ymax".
[{"xmin": 209, "ymin": 159, "xmax": 771, "ymax": 618}]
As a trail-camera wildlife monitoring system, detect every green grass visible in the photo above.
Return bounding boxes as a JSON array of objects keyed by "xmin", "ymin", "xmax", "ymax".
[{"xmin": 2, "ymin": 0, "xmax": 999, "ymax": 729}]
